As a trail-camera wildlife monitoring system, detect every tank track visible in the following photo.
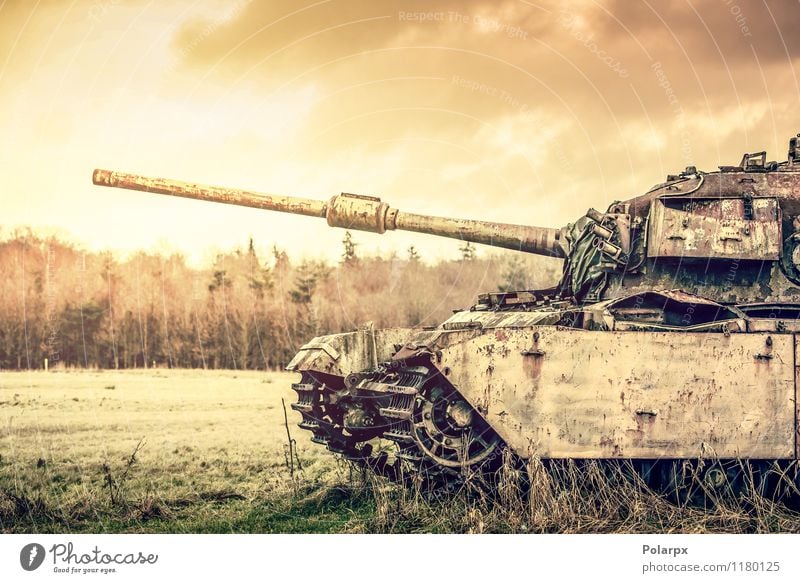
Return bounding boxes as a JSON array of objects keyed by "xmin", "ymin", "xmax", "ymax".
[
  {"xmin": 290, "ymin": 365, "xmax": 800, "ymax": 503},
  {"xmin": 290, "ymin": 359, "xmax": 504, "ymax": 489}
]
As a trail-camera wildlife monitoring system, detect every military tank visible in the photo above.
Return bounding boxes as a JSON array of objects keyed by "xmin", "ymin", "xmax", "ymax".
[{"xmin": 92, "ymin": 132, "xmax": 800, "ymax": 498}]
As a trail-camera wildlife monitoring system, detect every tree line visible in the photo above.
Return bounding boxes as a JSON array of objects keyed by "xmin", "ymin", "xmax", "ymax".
[{"xmin": 0, "ymin": 230, "xmax": 561, "ymax": 370}]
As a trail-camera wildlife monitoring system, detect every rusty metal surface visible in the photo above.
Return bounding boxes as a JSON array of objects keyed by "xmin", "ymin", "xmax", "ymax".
[
  {"xmin": 648, "ymin": 196, "xmax": 781, "ymax": 259},
  {"xmin": 394, "ymin": 211, "xmax": 566, "ymax": 257},
  {"xmin": 627, "ymin": 165, "xmax": 800, "ymax": 221},
  {"xmin": 615, "ymin": 258, "xmax": 798, "ymax": 305},
  {"xmin": 92, "ymin": 169, "xmax": 566, "ymax": 257},
  {"xmin": 796, "ymin": 339, "xmax": 800, "ymax": 460},
  {"xmin": 287, "ymin": 327, "xmax": 413, "ymax": 376},
  {"xmin": 325, "ymin": 193, "xmax": 390, "ymax": 233},
  {"xmin": 438, "ymin": 328, "xmax": 795, "ymax": 459},
  {"xmin": 92, "ymin": 169, "xmax": 327, "ymax": 218},
  {"xmin": 442, "ymin": 309, "xmax": 564, "ymax": 329}
]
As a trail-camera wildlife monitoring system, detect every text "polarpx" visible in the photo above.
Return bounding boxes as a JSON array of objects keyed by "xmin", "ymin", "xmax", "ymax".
[{"xmin": 643, "ymin": 545, "xmax": 688, "ymax": 557}]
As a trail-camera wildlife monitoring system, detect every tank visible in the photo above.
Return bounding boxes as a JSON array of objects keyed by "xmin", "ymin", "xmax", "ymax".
[{"xmin": 92, "ymin": 132, "xmax": 800, "ymax": 499}]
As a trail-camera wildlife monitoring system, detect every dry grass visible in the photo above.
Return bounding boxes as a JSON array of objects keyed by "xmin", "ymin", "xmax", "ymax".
[
  {"xmin": 358, "ymin": 458, "xmax": 800, "ymax": 534},
  {"xmin": 1, "ymin": 369, "xmax": 799, "ymax": 533}
]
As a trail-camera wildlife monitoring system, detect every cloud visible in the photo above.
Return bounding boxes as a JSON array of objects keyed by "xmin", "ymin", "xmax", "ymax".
[{"xmin": 599, "ymin": 0, "xmax": 800, "ymax": 65}]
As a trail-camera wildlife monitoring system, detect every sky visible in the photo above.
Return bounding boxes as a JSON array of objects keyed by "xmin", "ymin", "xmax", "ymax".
[{"xmin": 1, "ymin": 0, "xmax": 799, "ymax": 265}]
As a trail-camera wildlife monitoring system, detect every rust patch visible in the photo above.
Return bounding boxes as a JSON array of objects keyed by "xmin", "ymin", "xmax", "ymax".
[
  {"xmin": 522, "ymin": 354, "xmax": 543, "ymax": 381},
  {"xmin": 521, "ymin": 354, "xmax": 543, "ymax": 399},
  {"xmin": 599, "ymin": 435, "xmax": 623, "ymax": 456},
  {"xmin": 626, "ymin": 428, "xmax": 645, "ymax": 445}
]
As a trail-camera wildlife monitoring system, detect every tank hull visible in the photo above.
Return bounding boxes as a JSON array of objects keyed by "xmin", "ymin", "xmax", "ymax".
[
  {"xmin": 287, "ymin": 296, "xmax": 799, "ymax": 483},
  {"xmin": 435, "ymin": 325, "xmax": 794, "ymax": 459}
]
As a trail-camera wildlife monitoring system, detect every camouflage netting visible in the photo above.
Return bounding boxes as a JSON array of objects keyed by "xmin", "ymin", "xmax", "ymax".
[{"xmin": 558, "ymin": 216, "xmax": 608, "ymax": 301}]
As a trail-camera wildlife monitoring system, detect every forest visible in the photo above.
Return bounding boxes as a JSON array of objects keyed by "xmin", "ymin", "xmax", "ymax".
[{"xmin": 0, "ymin": 229, "xmax": 561, "ymax": 370}]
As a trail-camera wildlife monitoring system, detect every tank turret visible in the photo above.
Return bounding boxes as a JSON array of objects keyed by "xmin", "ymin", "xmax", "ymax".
[{"xmin": 94, "ymin": 132, "xmax": 800, "ymax": 306}]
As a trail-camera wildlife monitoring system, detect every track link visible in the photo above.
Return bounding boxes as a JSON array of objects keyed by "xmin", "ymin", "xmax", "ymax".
[{"xmin": 290, "ymin": 360, "xmax": 505, "ymax": 488}]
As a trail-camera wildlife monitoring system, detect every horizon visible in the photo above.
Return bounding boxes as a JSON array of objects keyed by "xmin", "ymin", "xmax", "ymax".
[{"xmin": 0, "ymin": 220, "xmax": 542, "ymax": 269}]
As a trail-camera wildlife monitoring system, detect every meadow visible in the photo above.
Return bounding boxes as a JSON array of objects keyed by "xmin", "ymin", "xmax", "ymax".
[{"xmin": 2, "ymin": 369, "xmax": 800, "ymax": 534}]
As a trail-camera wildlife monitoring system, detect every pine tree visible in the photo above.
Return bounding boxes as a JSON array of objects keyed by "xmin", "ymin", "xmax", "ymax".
[
  {"xmin": 289, "ymin": 260, "xmax": 322, "ymax": 343},
  {"xmin": 459, "ymin": 241, "xmax": 476, "ymax": 261},
  {"xmin": 499, "ymin": 255, "xmax": 529, "ymax": 292},
  {"xmin": 272, "ymin": 245, "xmax": 290, "ymax": 272},
  {"xmin": 290, "ymin": 261, "xmax": 318, "ymax": 304},
  {"xmin": 341, "ymin": 231, "xmax": 358, "ymax": 264},
  {"xmin": 208, "ymin": 270, "xmax": 232, "ymax": 292},
  {"xmin": 246, "ymin": 240, "xmax": 272, "ymax": 298}
]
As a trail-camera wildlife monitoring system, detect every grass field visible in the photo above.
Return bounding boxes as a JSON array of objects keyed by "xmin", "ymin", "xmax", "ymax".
[
  {"xmin": 2, "ymin": 369, "xmax": 800, "ymax": 534},
  {"xmin": 0, "ymin": 369, "xmax": 367, "ymax": 533}
]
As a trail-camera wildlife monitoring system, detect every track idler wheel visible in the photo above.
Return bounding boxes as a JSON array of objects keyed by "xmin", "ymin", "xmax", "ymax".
[{"xmin": 410, "ymin": 383, "xmax": 502, "ymax": 471}]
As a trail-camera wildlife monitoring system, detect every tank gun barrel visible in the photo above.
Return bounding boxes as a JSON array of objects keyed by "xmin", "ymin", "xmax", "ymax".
[{"xmin": 92, "ymin": 169, "xmax": 565, "ymax": 258}]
